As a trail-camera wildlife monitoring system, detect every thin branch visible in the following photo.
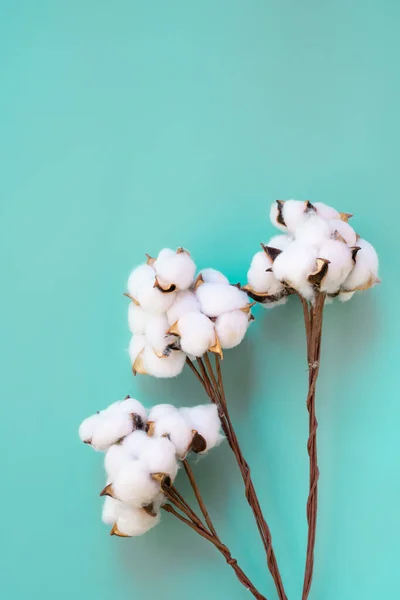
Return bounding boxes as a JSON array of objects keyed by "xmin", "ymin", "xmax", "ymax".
[{"xmin": 183, "ymin": 459, "xmax": 218, "ymax": 538}]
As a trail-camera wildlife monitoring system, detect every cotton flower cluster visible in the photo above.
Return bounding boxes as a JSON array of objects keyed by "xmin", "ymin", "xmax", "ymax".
[
  {"xmin": 126, "ymin": 248, "xmax": 254, "ymax": 378},
  {"xmin": 79, "ymin": 397, "xmax": 224, "ymax": 537},
  {"xmin": 245, "ymin": 200, "xmax": 379, "ymax": 305}
]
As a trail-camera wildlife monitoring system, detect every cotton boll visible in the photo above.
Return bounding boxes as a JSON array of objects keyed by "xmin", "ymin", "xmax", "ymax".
[
  {"xmin": 267, "ymin": 234, "xmax": 293, "ymax": 251},
  {"xmin": 122, "ymin": 430, "xmax": 152, "ymax": 459},
  {"xmin": 79, "ymin": 414, "xmax": 100, "ymax": 444},
  {"xmin": 102, "ymin": 497, "xmax": 120, "ymax": 525},
  {"xmin": 111, "ymin": 460, "xmax": 159, "ymax": 506},
  {"xmin": 338, "ymin": 291, "xmax": 355, "ymax": 302},
  {"xmin": 118, "ymin": 398, "xmax": 147, "ymax": 423},
  {"xmin": 177, "ymin": 312, "xmax": 216, "ymax": 357},
  {"xmin": 91, "ymin": 412, "xmax": 136, "ymax": 451},
  {"xmin": 105, "ymin": 444, "xmax": 130, "ymax": 479},
  {"xmin": 329, "ymin": 219, "xmax": 357, "ymax": 247},
  {"xmin": 259, "ymin": 296, "xmax": 288, "ymax": 309},
  {"xmin": 155, "ymin": 248, "xmax": 176, "ymax": 261},
  {"xmin": 273, "ymin": 242, "xmax": 318, "ymax": 300},
  {"xmin": 127, "ymin": 264, "xmax": 155, "ymax": 300},
  {"xmin": 153, "ymin": 413, "xmax": 194, "ymax": 457},
  {"xmin": 318, "ymin": 239, "xmax": 354, "ymax": 294},
  {"xmin": 140, "ymin": 346, "xmax": 186, "ymax": 378},
  {"xmin": 154, "ymin": 248, "xmax": 196, "ymax": 291},
  {"xmin": 199, "ymin": 268, "xmax": 230, "ymax": 285},
  {"xmin": 148, "ymin": 404, "xmax": 179, "ymax": 422},
  {"xmin": 342, "ymin": 238, "xmax": 379, "ymax": 291},
  {"xmin": 282, "ymin": 200, "xmax": 313, "ymax": 232},
  {"xmin": 142, "ymin": 437, "xmax": 179, "ymax": 481},
  {"xmin": 313, "ymin": 202, "xmax": 340, "ymax": 220},
  {"xmin": 181, "ymin": 405, "xmax": 223, "ymax": 452},
  {"xmin": 215, "ymin": 310, "xmax": 249, "ymax": 349},
  {"xmin": 196, "ymin": 283, "xmax": 249, "ymax": 317},
  {"xmin": 128, "ymin": 303, "xmax": 150, "ymax": 335},
  {"xmin": 295, "ymin": 215, "xmax": 331, "ymax": 248},
  {"xmin": 144, "ymin": 314, "xmax": 170, "ymax": 355},
  {"xmin": 167, "ymin": 291, "xmax": 200, "ymax": 325},
  {"xmin": 136, "ymin": 277, "xmax": 176, "ymax": 313},
  {"xmin": 247, "ymin": 251, "xmax": 284, "ymax": 294},
  {"xmin": 114, "ymin": 504, "xmax": 161, "ymax": 537},
  {"xmin": 269, "ymin": 202, "xmax": 287, "ymax": 232},
  {"xmin": 128, "ymin": 335, "xmax": 146, "ymax": 365}
]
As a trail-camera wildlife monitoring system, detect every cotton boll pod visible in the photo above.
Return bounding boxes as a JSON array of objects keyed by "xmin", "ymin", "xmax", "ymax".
[
  {"xmin": 267, "ymin": 234, "xmax": 293, "ymax": 251},
  {"xmin": 259, "ymin": 296, "xmax": 289, "ymax": 309},
  {"xmin": 273, "ymin": 242, "xmax": 319, "ymax": 300},
  {"xmin": 180, "ymin": 405, "xmax": 224, "ymax": 452},
  {"xmin": 79, "ymin": 414, "xmax": 100, "ymax": 444},
  {"xmin": 141, "ymin": 437, "xmax": 179, "ymax": 481},
  {"xmin": 122, "ymin": 430, "xmax": 153, "ymax": 459},
  {"xmin": 215, "ymin": 310, "xmax": 249, "ymax": 349},
  {"xmin": 282, "ymin": 200, "xmax": 316, "ymax": 232},
  {"xmin": 102, "ymin": 496, "xmax": 120, "ymax": 525},
  {"xmin": 313, "ymin": 202, "xmax": 340, "ymax": 221},
  {"xmin": 91, "ymin": 412, "xmax": 138, "ymax": 451},
  {"xmin": 118, "ymin": 398, "xmax": 147, "ymax": 426},
  {"xmin": 128, "ymin": 303, "xmax": 150, "ymax": 335},
  {"xmin": 167, "ymin": 291, "xmax": 200, "ymax": 326},
  {"xmin": 196, "ymin": 283, "xmax": 250, "ymax": 318},
  {"xmin": 102, "ymin": 460, "xmax": 159, "ymax": 506},
  {"xmin": 111, "ymin": 504, "xmax": 161, "ymax": 537},
  {"xmin": 295, "ymin": 215, "xmax": 331, "ymax": 248},
  {"xmin": 153, "ymin": 412, "xmax": 194, "ymax": 457},
  {"xmin": 128, "ymin": 335, "xmax": 146, "ymax": 367},
  {"xmin": 171, "ymin": 312, "xmax": 216, "ymax": 357},
  {"xmin": 127, "ymin": 264, "xmax": 155, "ymax": 301},
  {"xmin": 153, "ymin": 247, "xmax": 196, "ymax": 291},
  {"xmin": 246, "ymin": 251, "xmax": 284, "ymax": 295},
  {"xmin": 105, "ymin": 444, "xmax": 130, "ymax": 479},
  {"xmin": 144, "ymin": 313, "xmax": 170, "ymax": 356},
  {"xmin": 148, "ymin": 404, "xmax": 179, "ymax": 422},
  {"xmin": 338, "ymin": 291, "xmax": 355, "ymax": 302},
  {"xmin": 329, "ymin": 219, "xmax": 357, "ymax": 247},
  {"xmin": 269, "ymin": 200, "xmax": 288, "ymax": 232},
  {"xmin": 318, "ymin": 239, "xmax": 354, "ymax": 294},
  {"xmin": 342, "ymin": 238, "xmax": 379, "ymax": 291},
  {"xmin": 136, "ymin": 276, "xmax": 177, "ymax": 314},
  {"xmin": 134, "ymin": 346, "xmax": 186, "ymax": 378},
  {"xmin": 198, "ymin": 268, "xmax": 230, "ymax": 285}
]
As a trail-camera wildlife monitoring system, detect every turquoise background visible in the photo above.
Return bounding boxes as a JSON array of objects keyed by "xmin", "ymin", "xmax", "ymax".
[{"xmin": 1, "ymin": 1, "xmax": 399, "ymax": 599}]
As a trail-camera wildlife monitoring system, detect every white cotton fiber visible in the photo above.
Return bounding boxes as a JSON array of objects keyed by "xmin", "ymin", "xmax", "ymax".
[
  {"xmin": 196, "ymin": 283, "xmax": 249, "ymax": 317},
  {"xmin": 79, "ymin": 414, "xmax": 100, "ymax": 444},
  {"xmin": 141, "ymin": 346, "xmax": 186, "ymax": 378},
  {"xmin": 127, "ymin": 264, "xmax": 155, "ymax": 300},
  {"xmin": 154, "ymin": 248, "xmax": 196, "ymax": 290},
  {"xmin": 102, "ymin": 496, "xmax": 120, "ymax": 525},
  {"xmin": 180, "ymin": 405, "xmax": 223, "ymax": 452},
  {"xmin": 122, "ymin": 430, "xmax": 152, "ymax": 459},
  {"xmin": 91, "ymin": 412, "xmax": 135, "ymax": 451},
  {"xmin": 269, "ymin": 202, "xmax": 287, "ymax": 232},
  {"xmin": 282, "ymin": 200, "xmax": 311, "ymax": 232},
  {"xmin": 105, "ymin": 444, "xmax": 130, "ymax": 479},
  {"xmin": 267, "ymin": 234, "xmax": 293, "ymax": 251},
  {"xmin": 215, "ymin": 310, "xmax": 249, "ymax": 349},
  {"xmin": 259, "ymin": 296, "xmax": 288, "ymax": 310},
  {"xmin": 199, "ymin": 268, "xmax": 230, "ymax": 285},
  {"xmin": 112, "ymin": 460, "xmax": 159, "ymax": 506},
  {"xmin": 128, "ymin": 303, "xmax": 150, "ymax": 335},
  {"xmin": 136, "ymin": 277, "xmax": 177, "ymax": 313},
  {"xmin": 167, "ymin": 291, "xmax": 200, "ymax": 325},
  {"xmin": 329, "ymin": 219, "xmax": 357, "ymax": 247},
  {"xmin": 177, "ymin": 312, "xmax": 216, "ymax": 357},
  {"xmin": 114, "ymin": 504, "xmax": 161, "ymax": 537},
  {"xmin": 313, "ymin": 202, "xmax": 340, "ymax": 221},
  {"xmin": 342, "ymin": 238, "xmax": 379, "ymax": 291},
  {"xmin": 273, "ymin": 242, "xmax": 318, "ymax": 300},
  {"xmin": 128, "ymin": 335, "xmax": 146, "ymax": 365},
  {"xmin": 295, "ymin": 215, "xmax": 331, "ymax": 248},
  {"xmin": 118, "ymin": 398, "xmax": 147, "ymax": 423},
  {"xmin": 141, "ymin": 437, "xmax": 179, "ymax": 481},
  {"xmin": 318, "ymin": 239, "xmax": 353, "ymax": 294},
  {"xmin": 148, "ymin": 404, "xmax": 179, "ymax": 422},
  {"xmin": 338, "ymin": 291, "xmax": 355, "ymax": 302},
  {"xmin": 153, "ymin": 412, "xmax": 194, "ymax": 457},
  {"xmin": 247, "ymin": 251, "xmax": 284, "ymax": 294},
  {"xmin": 144, "ymin": 314, "xmax": 170, "ymax": 355}
]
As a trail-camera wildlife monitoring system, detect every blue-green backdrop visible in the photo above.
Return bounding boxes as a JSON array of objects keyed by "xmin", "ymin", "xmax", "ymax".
[{"xmin": 1, "ymin": 1, "xmax": 399, "ymax": 599}]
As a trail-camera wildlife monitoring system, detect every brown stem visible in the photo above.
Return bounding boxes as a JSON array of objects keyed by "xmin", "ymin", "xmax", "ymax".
[
  {"xmin": 182, "ymin": 459, "xmax": 218, "ymax": 538},
  {"xmin": 301, "ymin": 292, "xmax": 325, "ymax": 600},
  {"xmin": 191, "ymin": 354, "xmax": 287, "ymax": 600},
  {"xmin": 162, "ymin": 504, "xmax": 267, "ymax": 600}
]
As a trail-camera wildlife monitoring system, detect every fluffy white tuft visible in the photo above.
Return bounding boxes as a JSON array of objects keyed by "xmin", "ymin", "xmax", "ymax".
[
  {"xmin": 79, "ymin": 414, "xmax": 100, "ymax": 444},
  {"xmin": 199, "ymin": 268, "xmax": 230, "ymax": 285},
  {"xmin": 329, "ymin": 219, "xmax": 357, "ymax": 247},
  {"xmin": 154, "ymin": 248, "xmax": 196, "ymax": 290},
  {"xmin": 343, "ymin": 238, "xmax": 379, "ymax": 291},
  {"xmin": 127, "ymin": 264, "xmax": 155, "ymax": 300},
  {"xmin": 91, "ymin": 412, "xmax": 136, "ymax": 451},
  {"xmin": 269, "ymin": 202, "xmax": 287, "ymax": 232},
  {"xmin": 128, "ymin": 303, "xmax": 150, "ymax": 335},
  {"xmin": 215, "ymin": 310, "xmax": 249, "ymax": 349},
  {"xmin": 118, "ymin": 398, "xmax": 147, "ymax": 423},
  {"xmin": 313, "ymin": 202, "xmax": 340, "ymax": 220},
  {"xmin": 167, "ymin": 291, "xmax": 200, "ymax": 325},
  {"xmin": 122, "ymin": 430, "xmax": 152, "ymax": 459},
  {"xmin": 247, "ymin": 251, "xmax": 283, "ymax": 294},
  {"xmin": 144, "ymin": 314, "xmax": 170, "ymax": 355},
  {"xmin": 281, "ymin": 200, "xmax": 311, "ymax": 232},
  {"xmin": 177, "ymin": 312, "xmax": 216, "ymax": 357},
  {"xmin": 136, "ymin": 277, "xmax": 176, "ymax": 313},
  {"xmin": 273, "ymin": 242, "xmax": 318, "ymax": 300},
  {"xmin": 259, "ymin": 296, "xmax": 288, "ymax": 309},
  {"xmin": 196, "ymin": 283, "xmax": 249, "ymax": 317},
  {"xmin": 318, "ymin": 239, "xmax": 354, "ymax": 294},
  {"xmin": 142, "ymin": 436, "xmax": 179, "ymax": 481},
  {"xmin": 102, "ymin": 496, "xmax": 120, "ymax": 525},
  {"xmin": 338, "ymin": 291, "xmax": 355, "ymax": 302},
  {"xmin": 140, "ymin": 346, "xmax": 186, "ymax": 378},
  {"xmin": 153, "ymin": 412, "xmax": 194, "ymax": 457},
  {"xmin": 105, "ymin": 444, "xmax": 130, "ymax": 479},
  {"xmin": 295, "ymin": 215, "xmax": 331, "ymax": 248},
  {"xmin": 148, "ymin": 404, "xmax": 179, "ymax": 422},
  {"xmin": 180, "ymin": 404, "xmax": 224, "ymax": 452},
  {"xmin": 112, "ymin": 460, "xmax": 159, "ymax": 506},
  {"xmin": 128, "ymin": 335, "xmax": 146, "ymax": 365},
  {"xmin": 114, "ymin": 504, "xmax": 161, "ymax": 536},
  {"xmin": 267, "ymin": 234, "xmax": 293, "ymax": 251}
]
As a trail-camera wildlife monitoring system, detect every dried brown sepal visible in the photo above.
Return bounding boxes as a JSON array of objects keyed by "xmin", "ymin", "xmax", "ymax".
[
  {"xmin": 167, "ymin": 321, "xmax": 180, "ymax": 336},
  {"xmin": 305, "ymin": 200, "xmax": 316, "ymax": 212},
  {"xmin": 351, "ymin": 246, "xmax": 361, "ymax": 262},
  {"xmin": 176, "ymin": 247, "xmax": 190, "ymax": 256},
  {"xmin": 153, "ymin": 278, "xmax": 177, "ymax": 293},
  {"xmin": 142, "ymin": 503, "xmax": 157, "ymax": 517},
  {"xmin": 249, "ymin": 313, "xmax": 256, "ymax": 322},
  {"xmin": 333, "ymin": 230, "xmax": 347, "ymax": 244},
  {"xmin": 83, "ymin": 439, "xmax": 92, "ymax": 445},
  {"xmin": 151, "ymin": 472, "xmax": 172, "ymax": 489},
  {"xmin": 261, "ymin": 244, "xmax": 282, "ymax": 262},
  {"xmin": 110, "ymin": 523, "xmax": 131, "ymax": 538},
  {"xmin": 339, "ymin": 212, "xmax": 353, "ymax": 222},
  {"xmin": 190, "ymin": 430, "xmax": 207, "ymax": 453},
  {"xmin": 123, "ymin": 292, "xmax": 140, "ymax": 306},
  {"xmin": 146, "ymin": 421, "xmax": 155, "ymax": 437},
  {"xmin": 124, "ymin": 395, "xmax": 131, "ymax": 400},
  {"xmin": 343, "ymin": 275, "xmax": 381, "ymax": 292},
  {"xmin": 194, "ymin": 273, "xmax": 204, "ymax": 289},
  {"xmin": 276, "ymin": 200, "xmax": 286, "ymax": 226},
  {"xmin": 132, "ymin": 350, "xmax": 147, "ymax": 376},
  {"xmin": 242, "ymin": 286, "xmax": 290, "ymax": 304},
  {"xmin": 132, "ymin": 413, "xmax": 144, "ymax": 430},
  {"xmin": 100, "ymin": 483, "xmax": 115, "ymax": 498},
  {"xmin": 308, "ymin": 258, "xmax": 330, "ymax": 289},
  {"xmin": 145, "ymin": 253, "xmax": 156, "ymax": 266},
  {"xmin": 208, "ymin": 331, "xmax": 223, "ymax": 359},
  {"xmin": 239, "ymin": 302, "xmax": 256, "ymax": 314}
]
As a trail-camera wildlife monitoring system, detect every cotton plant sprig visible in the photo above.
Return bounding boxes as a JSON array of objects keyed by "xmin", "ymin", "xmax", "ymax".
[
  {"xmin": 79, "ymin": 397, "xmax": 267, "ymax": 600},
  {"xmin": 125, "ymin": 248, "xmax": 287, "ymax": 600},
  {"xmin": 245, "ymin": 199, "xmax": 379, "ymax": 600}
]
